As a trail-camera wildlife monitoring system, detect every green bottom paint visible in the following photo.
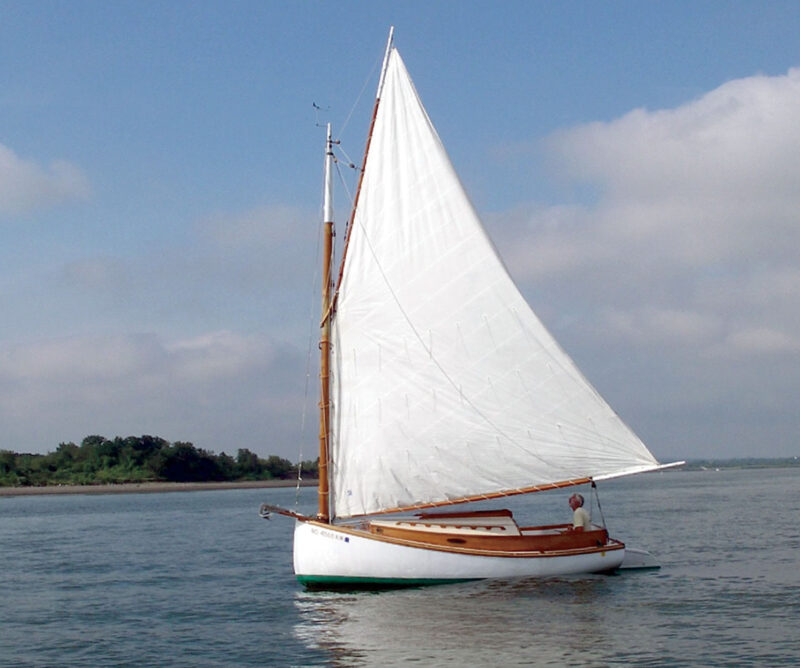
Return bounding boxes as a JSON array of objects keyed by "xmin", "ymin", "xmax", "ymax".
[{"xmin": 297, "ymin": 575, "xmax": 480, "ymax": 591}]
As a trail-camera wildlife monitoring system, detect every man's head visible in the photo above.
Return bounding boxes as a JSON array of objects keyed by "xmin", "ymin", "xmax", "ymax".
[{"xmin": 569, "ymin": 493, "xmax": 584, "ymax": 510}]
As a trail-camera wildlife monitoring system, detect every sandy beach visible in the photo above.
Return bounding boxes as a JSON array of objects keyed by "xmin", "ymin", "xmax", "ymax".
[{"xmin": 0, "ymin": 479, "xmax": 318, "ymax": 497}]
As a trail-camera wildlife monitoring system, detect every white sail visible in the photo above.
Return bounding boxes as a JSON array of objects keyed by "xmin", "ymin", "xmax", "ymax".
[{"xmin": 330, "ymin": 48, "xmax": 659, "ymax": 519}]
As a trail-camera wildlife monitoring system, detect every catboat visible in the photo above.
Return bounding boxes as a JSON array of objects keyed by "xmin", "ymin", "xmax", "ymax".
[{"xmin": 261, "ymin": 28, "xmax": 682, "ymax": 590}]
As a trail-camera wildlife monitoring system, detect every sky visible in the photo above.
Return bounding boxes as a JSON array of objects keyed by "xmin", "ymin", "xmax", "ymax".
[{"xmin": 2, "ymin": 1, "xmax": 799, "ymax": 462}]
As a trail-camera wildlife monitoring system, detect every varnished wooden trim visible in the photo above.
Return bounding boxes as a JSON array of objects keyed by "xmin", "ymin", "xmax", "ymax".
[
  {"xmin": 302, "ymin": 519, "xmax": 624, "ymax": 559},
  {"xmin": 371, "ymin": 522, "xmax": 610, "ymax": 553}
]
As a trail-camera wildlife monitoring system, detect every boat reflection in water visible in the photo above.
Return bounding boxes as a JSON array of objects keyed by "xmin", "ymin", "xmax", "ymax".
[{"xmin": 292, "ymin": 574, "xmax": 657, "ymax": 665}]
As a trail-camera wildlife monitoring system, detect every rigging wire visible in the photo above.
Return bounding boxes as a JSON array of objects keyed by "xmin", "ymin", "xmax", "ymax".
[
  {"xmin": 335, "ymin": 144, "xmax": 360, "ymax": 173},
  {"xmin": 590, "ymin": 480, "xmax": 608, "ymax": 531},
  {"xmin": 294, "ymin": 137, "xmax": 327, "ymax": 509},
  {"xmin": 333, "ymin": 158, "xmax": 355, "ymax": 214},
  {"xmin": 338, "ymin": 51, "xmax": 383, "ymax": 137}
]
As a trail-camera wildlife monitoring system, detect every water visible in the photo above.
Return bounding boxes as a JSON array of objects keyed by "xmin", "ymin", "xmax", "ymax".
[{"xmin": 1, "ymin": 468, "xmax": 798, "ymax": 666}]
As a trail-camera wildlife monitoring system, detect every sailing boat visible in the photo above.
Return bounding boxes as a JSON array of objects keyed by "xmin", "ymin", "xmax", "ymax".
[{"xmin": 262, "ymin": 29, "xmax": 681, "ymax": 589}]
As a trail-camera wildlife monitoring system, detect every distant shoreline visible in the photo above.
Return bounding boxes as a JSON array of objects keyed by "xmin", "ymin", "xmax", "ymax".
[{"xmin": 0, "ymin": 479, "xmax": 318, "ymax": 497}]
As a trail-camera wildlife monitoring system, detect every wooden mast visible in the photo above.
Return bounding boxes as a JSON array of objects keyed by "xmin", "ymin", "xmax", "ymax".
[
  {"xmin": 317, "ymin": 123, "xmax": 335, "ymax": 522},
  {"xmin": 318, "ymin": 28, "xmax": 395, "ymax": 522}
]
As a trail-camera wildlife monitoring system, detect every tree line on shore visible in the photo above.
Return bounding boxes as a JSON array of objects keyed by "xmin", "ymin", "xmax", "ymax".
[{"xmin": 0, "ymin": 435, "xmax": 319, "ymax": 487}]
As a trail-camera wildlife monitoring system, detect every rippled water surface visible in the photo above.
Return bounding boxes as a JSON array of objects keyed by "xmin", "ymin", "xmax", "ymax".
[{"xmin": 2, "ymin": 468, "xmax": 799, "ymax": 666}]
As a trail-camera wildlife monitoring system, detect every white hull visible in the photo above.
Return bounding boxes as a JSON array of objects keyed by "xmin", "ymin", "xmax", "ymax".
[{"xmin": 293, "ymin": 520, "xmax": 625, "ymax": 588}]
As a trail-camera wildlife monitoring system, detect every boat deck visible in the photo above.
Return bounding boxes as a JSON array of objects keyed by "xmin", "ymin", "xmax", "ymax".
[
  {"xmin": 365, "ymin": 510, "xmax": 614, "ymax": 554},
  {"xmin": 371, "ymin": 515, "xmax": 522, "ymax": 536}
]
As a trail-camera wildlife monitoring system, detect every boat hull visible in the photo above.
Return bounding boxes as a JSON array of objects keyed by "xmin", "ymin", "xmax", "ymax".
[{"xmin": 293, "ymin": 520, "xmax": 625, "ymax": 589}]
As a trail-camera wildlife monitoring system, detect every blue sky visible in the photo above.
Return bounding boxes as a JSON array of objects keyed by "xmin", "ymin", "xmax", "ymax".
[{"xmin": 2, "ymin": 1, "xmax": 800, "ymax": 461}]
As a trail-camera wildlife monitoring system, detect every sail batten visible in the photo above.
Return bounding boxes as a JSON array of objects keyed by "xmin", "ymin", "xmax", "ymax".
[{"xmin": 329, "ymin": 48, "xmax": 662, "ymax": 520}]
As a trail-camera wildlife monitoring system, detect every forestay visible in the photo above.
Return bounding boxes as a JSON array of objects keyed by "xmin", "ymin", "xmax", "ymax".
[{"xmin": 330, "ymin": 48, "xmax": 659, "ymax": 519}]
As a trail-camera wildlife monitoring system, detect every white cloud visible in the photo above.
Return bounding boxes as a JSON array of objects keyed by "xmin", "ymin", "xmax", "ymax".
[
  {"xmin": 0, "ymin": 332, "xmax": 310, "ymax": 458},
  {"xmin": 0, "ymin": 334, "xmax": 163, "ymax": 381},
  {"xmin": 492, "ymin": 68, "xmax": 800, "ymax": 343},
  {"xmin": 43, "ymin": 204, "xmax": 319, "ymax": 343},
  {"xmin": 0, "ymin": 143, "xmax": 90, "ymax": 216},
  {"xmin": 199, "ymin": 205, "xmax": 313, "ymax": 247},
  {"xmin": 722, "ymin": 327, "xmax": 800, "ymax": 355},
  {"xmin": 601, "ymin": 307, "xmax": 722, "ymax": 347},
  {"xmin": 547, "ymin": 67, "xmax": 800, "ymax": 267},
  {"xmin": 165, "ymin": 331, "xmax": 277, "ymax": 382},
  {"xmin": 0, "ymin": 202, "xmax": 323, "ymax": 454},
  {"xmin": 485, "ymin": 68, "xmax": 800, "ymax": 457}
]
